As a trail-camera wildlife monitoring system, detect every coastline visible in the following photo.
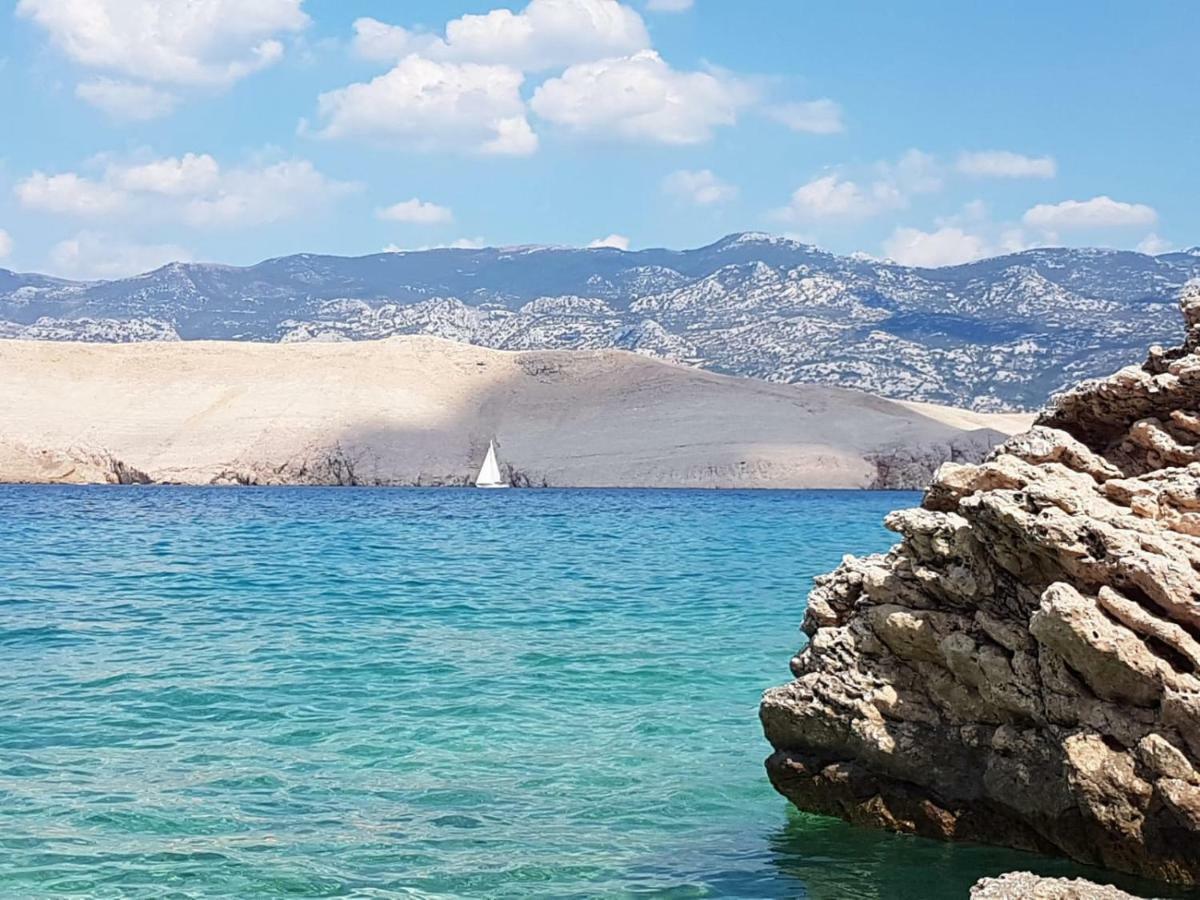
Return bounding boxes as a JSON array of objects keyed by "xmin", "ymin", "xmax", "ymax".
[{"xmin": 0, "ymin": 336, "xmax": 1031, "ymax": 491}]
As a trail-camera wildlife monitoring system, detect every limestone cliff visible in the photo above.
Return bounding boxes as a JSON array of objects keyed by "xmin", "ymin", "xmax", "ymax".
[{"xmin": 760, "ymin": 286, "xmax": 1200, "ymax": 885}]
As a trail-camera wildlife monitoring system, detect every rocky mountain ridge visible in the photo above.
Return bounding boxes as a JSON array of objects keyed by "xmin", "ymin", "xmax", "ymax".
[
  {"xmin": 760, "ymin": 286, "xmax": 1200, "ymax": 885},
  {"xmin": 2, "ymin": 234, "xmax": 1196, "ymax": 411}
]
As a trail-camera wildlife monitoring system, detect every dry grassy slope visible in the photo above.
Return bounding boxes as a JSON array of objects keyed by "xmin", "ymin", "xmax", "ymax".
[{"xmin": 0, "ymin": 337, "xmax": 1032, "ymax": 488}]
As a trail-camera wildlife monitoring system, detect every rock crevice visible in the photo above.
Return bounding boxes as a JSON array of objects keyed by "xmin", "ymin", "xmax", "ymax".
[{"xmin": 761, "ymin": 287, "xmax": 1200, "ymax": 885}]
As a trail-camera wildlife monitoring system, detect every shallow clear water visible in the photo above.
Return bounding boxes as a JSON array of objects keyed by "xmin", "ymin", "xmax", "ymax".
[{"xmin": 0, "ymin": 487, "xmax": 1184, "ymax": 898}]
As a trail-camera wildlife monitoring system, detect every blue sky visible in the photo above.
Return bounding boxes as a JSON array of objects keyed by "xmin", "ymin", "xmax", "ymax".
[{"xmin": 0, "ymin": 0, "xmax": 1196, "ymax": 278}]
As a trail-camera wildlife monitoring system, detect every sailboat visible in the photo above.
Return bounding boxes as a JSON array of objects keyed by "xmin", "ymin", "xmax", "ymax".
[{"xmin": 474, "ymin": 440, "xmax": 509, "ymax": 489}]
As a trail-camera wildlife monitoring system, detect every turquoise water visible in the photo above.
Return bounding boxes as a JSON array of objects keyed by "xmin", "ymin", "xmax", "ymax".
[{"xmin": 0, "ymin": 487, "xmax": 1181, "ymax": 899}]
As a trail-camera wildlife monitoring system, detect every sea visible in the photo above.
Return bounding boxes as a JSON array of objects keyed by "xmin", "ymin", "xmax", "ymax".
[{"xmin": 0, "ymin": 487, "xmax": 1184, "ymax": 899}]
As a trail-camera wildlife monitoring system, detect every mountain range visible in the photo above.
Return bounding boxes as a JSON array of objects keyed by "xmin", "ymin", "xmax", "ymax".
[{"xmin": 2, "ymin": 232, "xmax": 1197, "ymax": 411}]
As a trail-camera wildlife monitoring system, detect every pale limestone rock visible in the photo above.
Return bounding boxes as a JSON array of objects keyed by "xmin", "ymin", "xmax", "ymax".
[
  {"xmin": 970, "ymin": 872, "xmax": 1145, "ymax": 899},
  {"xmin": 761, "ymin": 293, "xmax": 1200, "ymax": 886}
]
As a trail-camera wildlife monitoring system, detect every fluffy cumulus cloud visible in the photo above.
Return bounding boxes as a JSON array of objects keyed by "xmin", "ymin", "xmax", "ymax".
[
  {"xmin": 313, "ymin": 56, "xmax": 537, "ymax": 156},
  {"xmin": 883, "ymin": 226, "xmax": 991, "ymax": 268},
  {"xmin": 109, "ymin": 153, "xmax": 222, "ymax": 196},
  {"xmin": 74, "ymin": 79, "xmax": 178, "ymax": 121},
  {"xmin": 1022, "ymin": 196, "xmax": 1157, "ymax": 231},
  {"xmin": 774, "ymin": 150, "xmax": 948, "ymax": 222},
  {"xmin": 773, "ymin": 174, "xmax": 893, "ymax": 221},
  {"xmin": 530, "ymin": 50, "xmax": 751, "ymax": 144},
  {"xmin": 377, "ymin": 198, "xmax": 454, "ymax": 225},
  {"xmin": 17, "ymin": 0, "xmax": 308, "ymax": 86},
  {"xmin": 338, "ymin": 1, "xmax": 836, "ymax": 153},
  {"xmin": 350, "ymin": 18, "xmax": 417, "ymax": 63},
  {"xmin": 16, "ymin": 172, "xmax": 127, "ymax": 216},
  {"xmin": 184, "ymin": 159, "xmax": 357, "ymax": 227},
  {"xmin": 0, "ymin": 230, "xmax": 12, "ymax": 261},
  {"xmin": 353, "ymin": 0, "xmax": 649, "ymax": 71},
  {"xmin": 588, "ymin": 233, "xmax": 630, "ymax": 249},
  {"xmin": 773, "ymin": 149, "xmax": 1079, "ymax": 229},
  {"xmin": 16, "ymin": 154, "xmax": 357, "ymax": 228},
  {"xmin": 768, "ymin": 99, "xmax": 844, "ymax": 135},
  {"xmin": 1137, "ymin": 233, "xmax": 1173, "ymax": 255},
  {"xmin": 661, "ymin": 169, "xmax": 737, "ymax": 206},
  {"xmin": 49, "ymin": 231, "xmax": 193, "ymax": 280},
  {"xmin": 957, "ymin": 150, "xmax": 1056, "ymax": 179}
]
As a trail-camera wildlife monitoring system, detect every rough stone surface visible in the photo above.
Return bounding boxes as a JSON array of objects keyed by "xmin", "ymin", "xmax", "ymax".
[
  {"xmin": 761, "ymin": 286, "xmax": 1200, "ymax": 886},
  {"xmin": 970, "ymin": 872, "xmax": 1146, "ymax": 899}
]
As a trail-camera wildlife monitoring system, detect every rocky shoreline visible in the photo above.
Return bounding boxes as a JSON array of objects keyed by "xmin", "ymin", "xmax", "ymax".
[
  {"xmin": 761, "ymin": 287, "xmax": 1200, "ymax": 887},
  {"xmin": 0, "ymin": 336, "xmax": 1027, "ymax": 490},
  {"xmin": 0, "ymin": 437, "xmax": 1003, "ymax": 491}
]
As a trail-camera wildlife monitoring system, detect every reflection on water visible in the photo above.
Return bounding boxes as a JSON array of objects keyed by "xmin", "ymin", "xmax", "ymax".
[{"xmin": 766, "ymin": 809, "xmax": 1195, "ymax": 900}]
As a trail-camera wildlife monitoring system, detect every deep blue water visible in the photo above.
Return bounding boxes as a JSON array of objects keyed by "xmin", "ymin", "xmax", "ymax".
[{"xmin": 0, "ymin": 487, "xmax": 1180, "ymax": 898}]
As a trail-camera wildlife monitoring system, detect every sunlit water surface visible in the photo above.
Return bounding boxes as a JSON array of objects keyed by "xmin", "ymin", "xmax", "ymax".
[{"xmin": 0, "ymin": 487, "xmax": 1183, "ymax": 898}]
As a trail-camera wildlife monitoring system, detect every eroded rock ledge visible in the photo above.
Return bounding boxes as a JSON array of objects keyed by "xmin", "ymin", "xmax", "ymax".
[
  {"xmin": 970, "ymin": 872, "xmax": 1142, "ymax": 900},
  {"xmin": 761, "ymin": 287, "xmax": 1200, "ymax": 885}
]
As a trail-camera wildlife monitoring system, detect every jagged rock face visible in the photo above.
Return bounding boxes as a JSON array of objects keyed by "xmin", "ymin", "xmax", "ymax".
[{"xmin": 760, "ymin": 287, "xmax": 1200, "ymax": 886}]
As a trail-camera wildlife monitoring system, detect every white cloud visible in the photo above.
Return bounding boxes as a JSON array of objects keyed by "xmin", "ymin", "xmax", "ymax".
[
  {"xmin": 17, "ymin": 0, "xmax": 308, "ymax": 87},
  {"xmin": 531, "ymin": 50, "xmax": 751, "ymax": 144},
  {"xmin": 883, "ymin": 226, "xmax": 990, "ymax": 268},
  {"xmin": 75, "ymin": 79, "xmax": 178, "ymax": 120},
  {"xmin": 588, "ymin": 233, "xmax": 630, "ymax": 249},
  {"xmin": 661, "ymin": 169, "xmax": 736, "ymax": 206},
  {"xmin": 957, "ymin": 150, "xmax": 1056, "ymax": 179},
  {"xmin": 481, "ymin": 115, "xmax": 540, "ymax": 156},
  {"xmin": 1137, "ymin": 233, "xmax": 1173, "ymax": 255},
  {"xmin": 314, "ymin": 55, "xmax": 537, "ymax": 156},
  {"xmin": 17, "ymin": 155, "xmax": 356, "ymax": 228},
  {"xmin": 1022, "ymin": 196, "xmax": 1157, "ymax": 231},
  {"xmin": 109, "ymin": 153, "xmax": 221, "ymax": 196},
  {"xmin": 352, "ymin": 18, "xmax": 421, "ymax": 63},
  {"xmin": 646, "ymin": 0, "xmax": 694, "ymax": 10},
  {"xmin": 181, "ymin": 160, "xmax": 357, "ymax": 227},
  {"xmin": 16, "ymin": 172, "xmax": 127, "ymax": 216},
  {"xmin": 875, "ymin": 148, "xmax": 942, "ymax": 196},
  {"xmin": 377, "ymin": 198, "xmax": 454, "ymax": 225},
  {"xmin": 384, "ymin": 237, "xmax": 487, "ymax": 252},
  {"xmin": 772, "ymin": 150, "xmax": 949, "ymax": 223},
  {"xmin": 0, "ymin": 230, "xmax": 12, "ymax": 261},
  {"xmin": 352, "ymin": 0, "xmax": 649, "ymax": 71},
  {"xmin": 341, "ymin": 3, "xmax": 760, "ymax": 153},
  {"xmin": 49, "ymin": 231, "xmax": 192, "ymax": 279},
  {"xmin": 772, "ymin": 174, "xmax": 898, "ymax": 222},
  {"xmin": 768, "ymin": 99, "xmax": 844, "ymax": 135}
]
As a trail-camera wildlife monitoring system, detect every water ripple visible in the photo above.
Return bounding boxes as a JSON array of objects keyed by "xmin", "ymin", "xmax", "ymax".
[{"xmin": 0, "ymin": 487, "xmax": 1183, "ymax": 898}]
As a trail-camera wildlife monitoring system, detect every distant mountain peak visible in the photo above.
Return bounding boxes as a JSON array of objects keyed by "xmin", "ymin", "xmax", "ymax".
[{"xmin": 712, "ymin": 232, "xmax": 812, "ymax": 250}]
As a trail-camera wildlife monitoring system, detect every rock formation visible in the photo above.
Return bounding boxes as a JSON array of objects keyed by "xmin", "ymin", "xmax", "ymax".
[
  {"xmin": 969, "ymin": 873, "xmax": 1142, "ymax": 900},
  {"xmin": 761, "ymin": 286, "xmax": 1200, "ymax": 885}
]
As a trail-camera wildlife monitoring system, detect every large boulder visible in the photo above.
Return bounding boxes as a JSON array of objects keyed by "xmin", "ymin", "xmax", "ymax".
[
  {"xmin": 761, "ymin": 285, "xmax": 1200, "ymax": 885},
  {"xmin": 970, "ymin": 872, "xmax": 1144, "ymax": 899}
]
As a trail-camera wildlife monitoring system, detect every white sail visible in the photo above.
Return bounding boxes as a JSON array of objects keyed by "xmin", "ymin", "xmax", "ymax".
[{"xmin": 475, "ymin": 440, "xmax": 508, "ymax": 488}]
